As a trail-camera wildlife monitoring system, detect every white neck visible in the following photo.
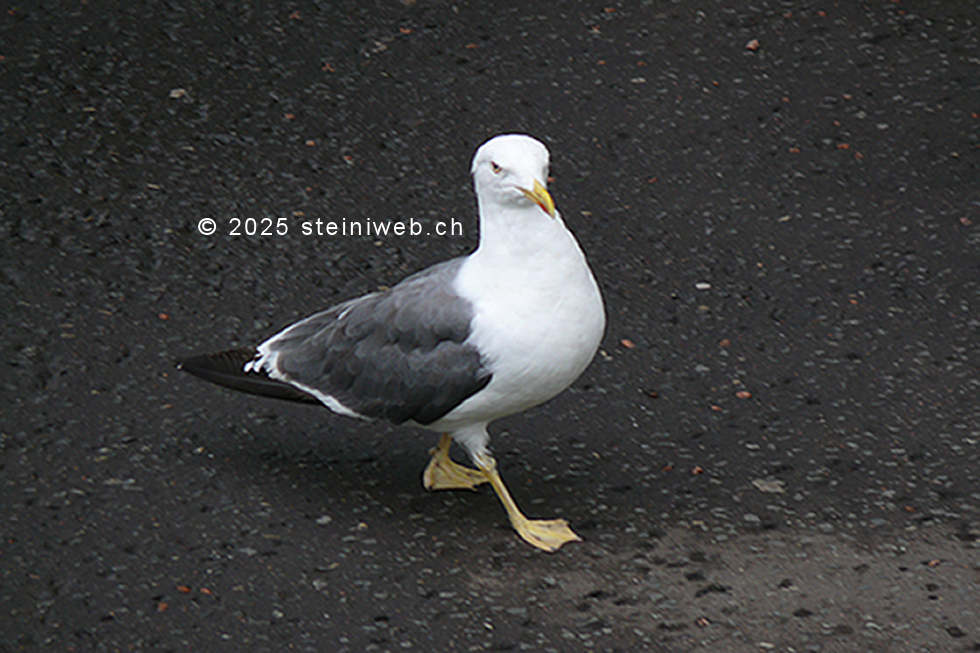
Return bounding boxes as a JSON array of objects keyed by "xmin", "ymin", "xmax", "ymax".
[{"xmin": 473, "ymin": 198, "xmax": 570, "ymax": 265}]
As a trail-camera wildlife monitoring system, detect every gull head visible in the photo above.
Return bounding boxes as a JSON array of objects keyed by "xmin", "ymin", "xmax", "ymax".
[{"xmin": 471, "ymin": 134, "xmax": 555, "ymax": 218}]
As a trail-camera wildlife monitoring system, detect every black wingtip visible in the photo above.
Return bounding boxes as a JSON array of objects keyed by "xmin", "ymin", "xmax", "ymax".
[{"xmin": 175, "ymin": 347, "xmax": 320, "ymax": 405}]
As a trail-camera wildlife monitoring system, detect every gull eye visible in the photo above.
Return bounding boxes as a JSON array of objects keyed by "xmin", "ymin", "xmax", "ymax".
[{"xmin": 490, "ymin": 161, "xmax": 502, "ymax": 174}]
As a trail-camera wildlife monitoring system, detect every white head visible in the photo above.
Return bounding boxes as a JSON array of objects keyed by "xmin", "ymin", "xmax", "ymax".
[{"xmin": 471, "ymin": 134, "xmax": 555, "ymax": 218}]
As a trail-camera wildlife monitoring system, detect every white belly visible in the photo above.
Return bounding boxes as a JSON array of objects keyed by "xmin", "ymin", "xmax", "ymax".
[{"xmin": 435, "ymin": 224, "xmax": 605, "ymax": 429}]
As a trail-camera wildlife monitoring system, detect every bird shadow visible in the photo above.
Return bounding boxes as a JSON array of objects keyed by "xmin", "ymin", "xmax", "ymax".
[
  {"xmin": 188, "ymin": 411, "xmax": 492, "ymax": 524},
  {"xmin": 186, "ymin": 402, "xmax": 593, "ymax": 544}
]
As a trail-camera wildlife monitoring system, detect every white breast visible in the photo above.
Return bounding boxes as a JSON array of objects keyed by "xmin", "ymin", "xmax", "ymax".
[{"xmin": 439, "ymin": 213, "xmax": 605, "ymax": 427}]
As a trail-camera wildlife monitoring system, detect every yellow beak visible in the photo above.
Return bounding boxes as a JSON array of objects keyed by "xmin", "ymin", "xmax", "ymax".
[{"xmin": 520, "ymin": 179, "xmax": 556, "ymax": 218}]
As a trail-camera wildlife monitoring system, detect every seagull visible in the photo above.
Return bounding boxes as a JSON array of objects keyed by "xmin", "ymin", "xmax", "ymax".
[{"xmin": 178, "ymin": 134, "xmax": 605, "ymax": 551}]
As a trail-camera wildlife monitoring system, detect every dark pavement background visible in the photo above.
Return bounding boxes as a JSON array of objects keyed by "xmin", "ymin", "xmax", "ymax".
[{"xmin": 2, "ymin": 1, "xmax": 977, "ymax": 651}]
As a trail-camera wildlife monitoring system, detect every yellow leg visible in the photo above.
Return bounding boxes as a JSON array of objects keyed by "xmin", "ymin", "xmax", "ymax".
[
  {"xmin": 475, "ymin": 455, "xmax": 581, "ymax": 553},
  {"xmin": 422, "ymin": 434, "xmax": 488, "ymax": 491}
]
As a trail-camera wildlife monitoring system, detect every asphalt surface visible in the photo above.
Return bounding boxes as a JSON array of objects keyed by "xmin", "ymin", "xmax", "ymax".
[{"xmin": 3, "ymin": 1, "xmax": 978, "ymax": 651}]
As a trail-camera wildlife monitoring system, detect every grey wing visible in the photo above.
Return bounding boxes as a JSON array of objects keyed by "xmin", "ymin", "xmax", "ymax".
[{"xmin": 262, "ymin": 258, "xmax": 491, "ymax": 425}]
